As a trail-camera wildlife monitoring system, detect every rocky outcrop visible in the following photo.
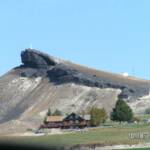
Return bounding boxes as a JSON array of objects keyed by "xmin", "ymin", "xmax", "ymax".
[
  {"xmin": 21, "ymin": 49, "xmax": 57, "ymax": 68},
  {"xmin": 19, "ymin": 49, "xmax": 150, "ymax": 101},
  {"xmin": 47, "ymin": 64, "xmax": 150, "ymax": 101}
]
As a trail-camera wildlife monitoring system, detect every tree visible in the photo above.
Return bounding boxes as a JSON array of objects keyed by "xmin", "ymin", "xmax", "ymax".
[
  {"xmin": 52, "ymin": 109, "xmax": 62, "ymax": 116},
  {"xmin": 111, "ymin": 99, "xmax": 133, "ymax": 122},
  {"xmin": 43, "ymin": 116, "xmax": 47, "ymax": 124},
  {"xmin": 47, "ymin": 108, "xmax": 51, "ymax": 116},
  {"xmin": 90, "ymin": 107, "xmax": 107, "ymax": 126}
]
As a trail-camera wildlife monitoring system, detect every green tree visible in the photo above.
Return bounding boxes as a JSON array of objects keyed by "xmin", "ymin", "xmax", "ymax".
[
  {"xmin": 43, "ymin": 116, "xmax": 47, "ymax": 124},
  {"xmin": 111, "ymin": 99, "xmax": 133, "ymax": 122},
  {"xmin": 90, "ymin": 107, "xmax": 107, "ymax": 126},
  {"xmin": 47, "ymin": 108, "xmax": 51, "ymax": 116},
  {"xmin": 52, "ymin": 109, "xmax": 62, "ymax": 116}
]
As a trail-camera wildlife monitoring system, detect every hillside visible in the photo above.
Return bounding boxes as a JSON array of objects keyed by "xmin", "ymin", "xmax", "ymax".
[{"xmin": 0, "ymin": 49, "xmax": 150, "ymax": 134}]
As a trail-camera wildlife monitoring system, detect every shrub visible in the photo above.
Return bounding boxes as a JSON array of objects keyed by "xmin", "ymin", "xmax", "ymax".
[
  {"xmin": 52, "ymin": 109, "xmax": 62, "ymax": 116},
  {"xmin": 90, "ymin": 107, "xmax": 107, "ymax": 126},
  {"xmin": 132, "ymin": 116, "xmax": 141, "ymax": 123},
  {"xmin": 145, "ymin": 107, "xmax": 150, "ymax": 114}
]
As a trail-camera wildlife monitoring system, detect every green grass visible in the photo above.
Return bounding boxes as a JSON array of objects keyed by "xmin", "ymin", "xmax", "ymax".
[
  {"xmin": 120, "ymin": 148, "xmax": 150, "ymax": 150},
  {"xmin": 139, "ymin": 114, "xmax": 150, "ymax": 120},
  {"xmin": 0, "ymin": 123, "xmax": 150, "ymax": 149}
]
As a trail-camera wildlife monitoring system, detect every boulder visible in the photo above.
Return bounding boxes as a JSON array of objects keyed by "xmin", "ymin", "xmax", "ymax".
[{"xmin": 21, "ymin": 49, "xmax": 57, "ymax": 68}]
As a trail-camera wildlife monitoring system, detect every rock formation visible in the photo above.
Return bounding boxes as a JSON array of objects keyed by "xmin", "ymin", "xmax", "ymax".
[
  {"xmin": 21, "ymin": 49, "xmax": 57, "ymax": 68},
  {"xmin": 20, "ymin": 49, "xmax": 150, "ymax": 101}
]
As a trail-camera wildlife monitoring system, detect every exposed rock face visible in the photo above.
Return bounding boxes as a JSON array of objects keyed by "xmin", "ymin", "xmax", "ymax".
[
  {"xmin": 17, "ymin": 49, "xmax": 150, "ymax": 102},
  {"xmin": 21, "ymin": 49, "xmax": 57, "ymax": 68},
  {"xmin": 47, "ymin": 63, "xmax": 150, "ymax": 101},
  {"xmin": 20, "ymin": 68, "xmax": 48, "ymax": 78},
  {"xmin": 20, "ymin": 49, "xmax": 150, "ymax": 101}
]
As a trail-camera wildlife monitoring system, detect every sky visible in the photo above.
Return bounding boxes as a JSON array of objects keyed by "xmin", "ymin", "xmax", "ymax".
[{"xmin": 1, "ymin": 0, "xmax": 150, "ymax": 79}]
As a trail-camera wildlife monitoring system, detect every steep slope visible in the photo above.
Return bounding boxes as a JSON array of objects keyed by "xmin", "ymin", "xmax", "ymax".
[{"xmin": 0, "ymin": 49, "xmax": 149, "ymax": 134}]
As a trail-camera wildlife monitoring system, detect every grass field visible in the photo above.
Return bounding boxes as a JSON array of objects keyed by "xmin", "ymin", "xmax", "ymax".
[
  {"xmin": 139, "ymin": 114, "xmax": 150, "ymax": 120},
  {"xmin": 123, "ymin": 148, "xmax": 150, "ymax": 150},
  {"xmin": 0, "ymin": 123, "xmax": 149, "ymax": 149}
]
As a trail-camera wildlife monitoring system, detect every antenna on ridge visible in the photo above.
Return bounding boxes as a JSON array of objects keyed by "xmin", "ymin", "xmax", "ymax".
[{"xmin": 30, "ymin": 43, "xmax": 33, "ymax": 49}]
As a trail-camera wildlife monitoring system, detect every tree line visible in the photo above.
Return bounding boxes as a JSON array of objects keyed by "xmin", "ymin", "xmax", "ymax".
[{"xmin": 45, "ymin": 98, "xmax": 135, "ymax": 126}]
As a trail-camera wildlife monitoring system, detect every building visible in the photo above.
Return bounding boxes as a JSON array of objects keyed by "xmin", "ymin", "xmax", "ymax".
[
  {"xmin": 62, "ymin": 113, "xmax": 90, "ymax": 129},
  {"xmin": 41, "ymin": 116, "xmax": 64, "ymax": 128},
  {"xmin": 41, "ymin": 113, "xmax": 91, "ymax": 129}
]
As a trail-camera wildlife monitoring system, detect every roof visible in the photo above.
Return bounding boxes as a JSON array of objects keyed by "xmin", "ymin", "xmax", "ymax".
[
  {"xmin": 46, "ymin": 116, "xmax": 64, "ymax": 122},
  {"xmin": 63, "ymin": 113, "xmax": 84, "ymax": 121}
]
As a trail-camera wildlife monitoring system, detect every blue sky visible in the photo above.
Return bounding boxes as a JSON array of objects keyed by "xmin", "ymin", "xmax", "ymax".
[{"xmin": 1, "ymin": 0, "xmax": 150, "ymax": 79}]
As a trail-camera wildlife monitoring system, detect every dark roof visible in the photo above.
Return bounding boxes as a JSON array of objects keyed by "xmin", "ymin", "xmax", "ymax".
[{"xmin": 63, "ymin": 113, "xmax": 84, "ymax": 121}]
